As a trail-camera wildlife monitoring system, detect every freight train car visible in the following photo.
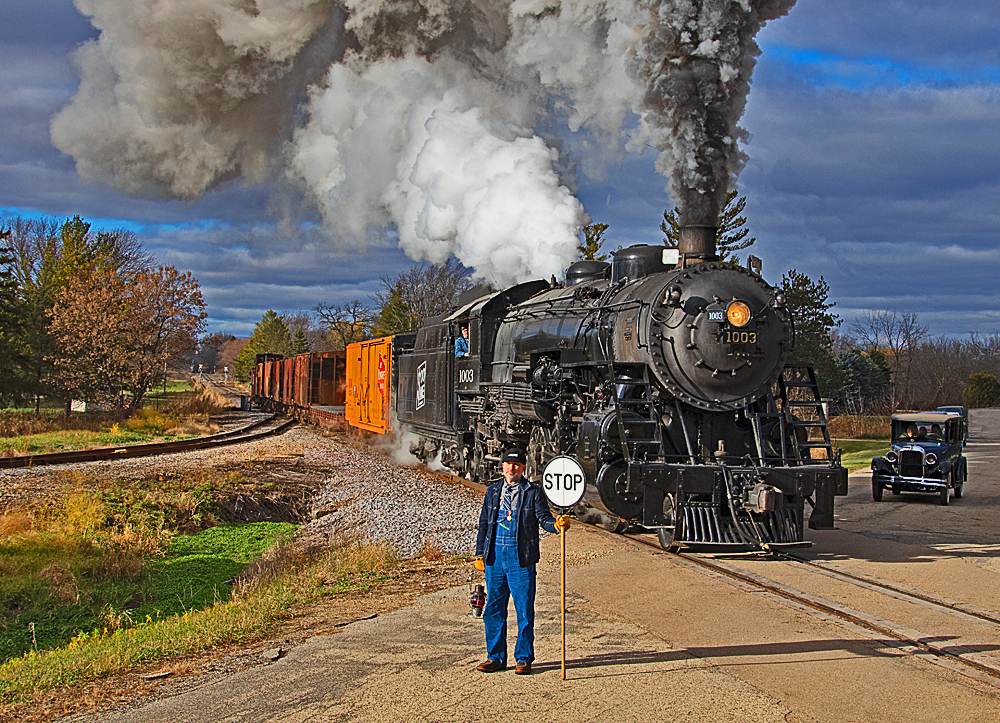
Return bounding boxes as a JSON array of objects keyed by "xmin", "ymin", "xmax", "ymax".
[
  {"xmin": 345, "ymin": 335, "xmax": 414, "ymax": 434},
  {"xmin": 250, "ymin": 351, "xmax": 347, "ymax": 430}
]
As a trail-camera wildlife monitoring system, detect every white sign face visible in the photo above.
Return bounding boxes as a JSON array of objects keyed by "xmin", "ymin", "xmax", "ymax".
[
  {"xmin": 416, "ymin": 361, "xmax": 426, "ymax": 410},
  {"xmin": 541, "ymin": 456, "xmax": 587, "ymax": 508}
]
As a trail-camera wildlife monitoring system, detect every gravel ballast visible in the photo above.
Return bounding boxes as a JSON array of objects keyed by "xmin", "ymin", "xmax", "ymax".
[{"xmin": 0, "ymin": 420, "xmax": 484, "ymax": 559}]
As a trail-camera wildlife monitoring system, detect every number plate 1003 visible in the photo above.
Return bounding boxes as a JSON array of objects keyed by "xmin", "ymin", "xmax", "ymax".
[{"xmin": 721, "ymin": 329, "xmax": 763, "ymax": 357}]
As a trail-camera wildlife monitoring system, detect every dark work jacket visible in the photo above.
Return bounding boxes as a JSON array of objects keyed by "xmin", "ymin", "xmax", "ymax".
[{"xmin": 476, "ymin": 477, "xmax": 558, "ymax": 567}]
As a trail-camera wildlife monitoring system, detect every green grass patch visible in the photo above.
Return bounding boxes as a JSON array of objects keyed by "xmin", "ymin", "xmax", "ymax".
[
  {"xmin": 0, "ymin": 539, "xmax": 398, "ymax": 706},
  {"xmin": 834, "ymin": 439, "xmax": 889, "ymax": 472},
  {"xmin": 0, "ymin": 519, "xmax": 295, "ymax": 664},
  {"xmin": 139, "ymin": 523, "xmax": 296, "ymax": 620},
  {"xmin": 0, "ymin": 469, "xmax": 290, "ymax": 665}
]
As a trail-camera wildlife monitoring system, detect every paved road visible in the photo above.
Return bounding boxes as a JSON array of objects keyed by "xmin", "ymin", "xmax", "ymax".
[
  {"xmin": 76, "ymin": 410, "xmax": 1000, "ymax": 722},
  {"xmin": 834, "ymin": 408, "xmax": 1000, "ymax": 555}
]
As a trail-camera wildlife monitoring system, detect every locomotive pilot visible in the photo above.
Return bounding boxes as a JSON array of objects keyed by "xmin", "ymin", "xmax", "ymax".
[{"xmin": 474, "ymin": 447, "xmax": 570, "ymax": 675}]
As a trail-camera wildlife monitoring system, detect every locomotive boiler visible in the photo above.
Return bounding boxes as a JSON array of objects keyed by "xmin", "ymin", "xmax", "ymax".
[{"xmin": 392, "ymin": 228, "xmax": 847, "ymax": 550}]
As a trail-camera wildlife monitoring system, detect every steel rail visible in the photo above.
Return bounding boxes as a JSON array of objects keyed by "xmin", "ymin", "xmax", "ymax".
[
  {"xmin": 0, "ymin": 415, "xmax": 295, "ymax": 469},
  {"xmin": 613, "ymin": 530, "xmax": 1000, "ymax": 681},
  {"xmin": 771, "ymin": 550, "xmax": 1000, "ymax": 628}
]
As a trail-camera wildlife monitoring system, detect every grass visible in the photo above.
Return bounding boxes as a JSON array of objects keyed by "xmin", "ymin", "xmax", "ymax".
[
  {"xmin": 138, "ymin": 523, "xmax": 296, "ymax": 621},
  {"xmin": 0, "ymin": 408, "xmax": 203, "ymax": 457},
  {"xmin": 0, "ymin": 465, "xmax": 292, "ymax": 664},
  {"xmin": 0, "ymin": 538, "xmax": 399, "ymax": 707},
  {"xmin": 834, "ymin": 439, "xmax": 890, "ymax": 472}
]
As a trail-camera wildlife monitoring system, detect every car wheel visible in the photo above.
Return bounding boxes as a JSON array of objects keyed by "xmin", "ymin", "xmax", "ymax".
[
  {"xmin": 954, "ymin": 465, "xmax": 964, "ymax": 499},
  {"xmin": 940, "ymin": 485, "xmax": 950, "ymax": 506},
  {"xmin": 872, "ymin": 481, "xmax": 883, "ymax": 501}
]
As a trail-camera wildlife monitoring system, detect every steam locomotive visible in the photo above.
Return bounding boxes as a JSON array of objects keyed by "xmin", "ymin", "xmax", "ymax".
[
  {"xmin": 253, "ymin": 229, "xmax": 848, "ymax": 550},
  {"xmin": 386, "ymin": 228, "xmax": 847, "ymax": 550}
]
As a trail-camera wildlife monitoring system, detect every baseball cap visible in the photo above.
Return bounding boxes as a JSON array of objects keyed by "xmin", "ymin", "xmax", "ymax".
[{"xmin": 500, "ymin": 448, "xmax": 527, "ymax": 465}]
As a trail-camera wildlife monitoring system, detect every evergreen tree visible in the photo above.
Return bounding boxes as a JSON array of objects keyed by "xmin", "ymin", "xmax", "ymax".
[
  {"xmin": 233, "ymin": 311, "xmax": 293, "ymax": 381},
  {"xmin": 6, "ymin": 216, "xmax": 150, "ymax": 411},
  {"xmin": 291, "ymin": 329, "xmax": 310, "ymax": 356},
  {"xmin": 578, "ymin": 223, "xmax": 609, "ymax": 261},
  {"xmin": 0, "ymin": 229, "xmax": 26, "ymax": 407},
  {"xmin": 964, "ymin": 372, "xmax": 1000, "ymax": 408},
  {"xmin": 781, "ymin": 269, "xmax": 845, "ymax": 400},
  {"xmin": 661, "ymin": 190, "xmax": 756, "ymax": 263},
  {"xmin": 836, "ymin": 349, "xmax": 891, "ymax": 415}
]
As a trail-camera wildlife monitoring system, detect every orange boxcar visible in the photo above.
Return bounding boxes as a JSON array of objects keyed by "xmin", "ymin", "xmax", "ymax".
[{"xmin": 346, "ymin": 336, "xmax": 394, "ymax": 434}]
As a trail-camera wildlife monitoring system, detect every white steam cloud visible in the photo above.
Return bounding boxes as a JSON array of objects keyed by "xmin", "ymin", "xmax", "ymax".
[{"xmin": 53, "ymin": 0, "xmax": 795, "ymax": 283}]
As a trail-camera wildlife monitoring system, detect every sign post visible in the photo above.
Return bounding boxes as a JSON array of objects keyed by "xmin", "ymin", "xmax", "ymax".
[{"xmin": 541, "ymin": 456, "xmax": 587, "ymax": 681}]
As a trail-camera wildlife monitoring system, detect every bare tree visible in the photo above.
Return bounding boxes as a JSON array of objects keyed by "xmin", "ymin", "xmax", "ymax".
[
  {"xmin": 849, "ymin": 310, "xmax": 928, "ymax": 409},
  {"xmin": 371, "ymin": 259, "xmax": 473, "ymax": 335},
  {"xmin": 314, "ymin": 299, "xmax": 374, "ymax": 350}
]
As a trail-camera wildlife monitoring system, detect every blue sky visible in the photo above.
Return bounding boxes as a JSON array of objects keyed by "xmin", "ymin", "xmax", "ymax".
[{"xmin": 2, "ymin": 1, "xmax": 998, "ymax": 338}]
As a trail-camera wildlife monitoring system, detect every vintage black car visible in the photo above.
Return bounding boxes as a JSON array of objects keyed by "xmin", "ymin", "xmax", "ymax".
[
  {"xmin": 936, "ymin": 405, "xmax": 969, "ymax": 443},
  {"xmin": 871, "ymin": 412, "xmax": 968, "ymax": 505}
]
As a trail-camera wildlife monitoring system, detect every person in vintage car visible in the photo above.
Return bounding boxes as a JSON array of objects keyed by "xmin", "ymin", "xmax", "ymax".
[{"xmin": 871, "ymin": 412, "xmax": 968, "ymax": 506}]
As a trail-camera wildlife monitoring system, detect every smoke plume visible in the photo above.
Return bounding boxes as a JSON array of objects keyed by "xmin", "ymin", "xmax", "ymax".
[{"xmin": 53, "ymin": 0, "xmax": 795, "ymax": 282}]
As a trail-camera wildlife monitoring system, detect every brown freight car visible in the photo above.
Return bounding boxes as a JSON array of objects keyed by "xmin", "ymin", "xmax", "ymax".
[{"xmin": 251, "ymin": 351, "xmax": 346, "ymax": 423}]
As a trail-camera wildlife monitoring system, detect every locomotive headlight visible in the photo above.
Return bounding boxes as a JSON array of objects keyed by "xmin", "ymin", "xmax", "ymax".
[
  {"xmin": 925, "ymin": 453, "xmax": 938, "ymax": 466},
  {"xmin": 726, "ymin": 300, "xmax": 752, "ymax": 327}
]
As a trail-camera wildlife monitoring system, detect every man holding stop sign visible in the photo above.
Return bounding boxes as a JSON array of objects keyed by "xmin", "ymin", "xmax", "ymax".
[{"xmin": 474, "ymin": 447, "xmax": 571, "ymax": 675}]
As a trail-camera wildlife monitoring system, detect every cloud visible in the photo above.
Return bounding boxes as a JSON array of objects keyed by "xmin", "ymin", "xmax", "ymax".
[{"xmin": 761, "ymin": 1, "xmax": 1000, "ymax": 70}]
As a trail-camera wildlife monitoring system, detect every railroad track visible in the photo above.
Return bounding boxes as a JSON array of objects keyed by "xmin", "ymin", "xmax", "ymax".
[
  {"xmin": 0, "ymin": 414, "xmax": 296, "ymax": 470},
  {"xmin": 617, "ymin": 530, "xmax": 1000, "ymax": 686},
  {"xmin": 200, "ymin": 373, "xmax": 248, "ymax": 398},
  {"xmin": 445, "ymin": 470, "xmax": 1000, "ymax": 685}
]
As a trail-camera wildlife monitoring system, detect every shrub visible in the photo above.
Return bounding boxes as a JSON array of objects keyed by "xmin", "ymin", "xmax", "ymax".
[{"xmin": 964, "ymin": 372, "xmax": 1000, "ymax": 408}]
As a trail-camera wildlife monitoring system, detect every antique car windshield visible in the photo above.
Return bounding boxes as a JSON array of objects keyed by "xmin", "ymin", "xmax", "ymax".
[{"xmin": 892, "ymin": 421, "xmax": 948, "ymax": 443}]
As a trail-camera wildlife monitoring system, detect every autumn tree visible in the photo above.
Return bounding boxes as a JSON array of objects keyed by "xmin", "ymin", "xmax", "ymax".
[
  {"xmin": 48, "ymin": 266, "xmax": 206, "ymax": 409},
  {"xmin": 314, "ymin": 299, "xmax": 374, "ymax": 350},
  {"xmin": 661, "ymin": 190, "xmax": 756, "ymax": 263},
  {"xmin": 195, "ymin": 332, "xmax": 237, "ymax": 371},
  {"xmin": 5, "ymin": 216, "xmax": 151, "ymax": 410},
  {"xmin": 780, "ymin": 269, "xmax": 844, "ymax": 399},
  {"xmin": 233, "ymin": 311, "xmax": 293, "ymax": 381},
  {"xmin": 371, "ymin": 259, "xmax": 473, "ymax": 335},
  {"xmin": 578, "ymin": 223, "xmax": 609, "ymax": 261}
]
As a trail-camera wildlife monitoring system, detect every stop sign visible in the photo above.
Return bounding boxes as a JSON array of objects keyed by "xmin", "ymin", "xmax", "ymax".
[{"xmin": 541, "ymin": 456, "xmax": 587, "ymax": 508}]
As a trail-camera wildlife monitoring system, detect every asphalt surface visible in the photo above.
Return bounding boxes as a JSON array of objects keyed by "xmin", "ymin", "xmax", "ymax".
[{"xmin": 76, "ymin": 409, "xmax": 1000, "ymax": 722}]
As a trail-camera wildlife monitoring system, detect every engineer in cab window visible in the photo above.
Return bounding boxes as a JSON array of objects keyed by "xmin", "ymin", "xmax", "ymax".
[{"xmin": 455, "ymin": 326, "xmax": 469, "ymax": 357}]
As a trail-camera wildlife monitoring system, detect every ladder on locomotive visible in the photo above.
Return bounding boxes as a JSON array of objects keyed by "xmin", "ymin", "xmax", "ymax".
[
  {"xmin": 606, "ymin": 365, "xmax": 668, "ymax": 464},
  {"xmin": 776, "ymin": 363, "xmax": 836, "ymax": 465}
]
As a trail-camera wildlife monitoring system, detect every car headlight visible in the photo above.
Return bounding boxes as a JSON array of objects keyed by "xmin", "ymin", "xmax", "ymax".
[
  {"xmin": 726, "ymin": 300, "xmax": 752, "ymax": 327},
  {"xmin": 886, "ymin": 451, "xmax": 897, "ymax": 463},
  {"xmin": 925, "ymin": 453, "xmax": 938, "ymax": 466}
]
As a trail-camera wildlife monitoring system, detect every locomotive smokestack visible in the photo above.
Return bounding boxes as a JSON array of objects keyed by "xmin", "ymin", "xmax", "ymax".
[{"xmin": 678, "ymin": 225, "xmax": 718, "ymax": 263}]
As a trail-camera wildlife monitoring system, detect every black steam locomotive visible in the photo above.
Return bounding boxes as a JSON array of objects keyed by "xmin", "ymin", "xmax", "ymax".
[{"xmin": 394, "ymin": 230, "xmax": 847, "ymax": 550}]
